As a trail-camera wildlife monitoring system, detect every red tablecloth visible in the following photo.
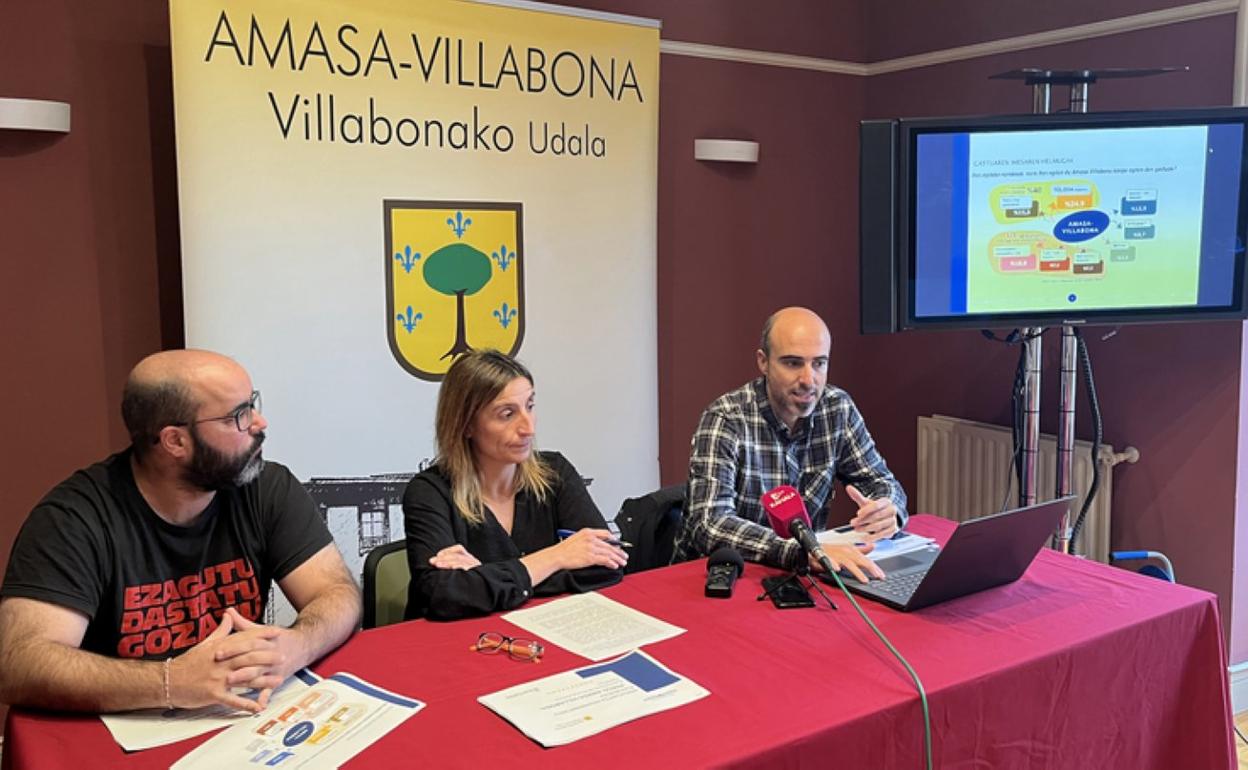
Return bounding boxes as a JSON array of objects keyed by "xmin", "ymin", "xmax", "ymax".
[{"xmin": 3, "ymin": 516, "xmax": 1234, "ymax": 769}]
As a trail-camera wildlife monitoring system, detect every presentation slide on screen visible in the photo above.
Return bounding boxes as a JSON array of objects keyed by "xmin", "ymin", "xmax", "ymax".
[
  {"xmin": 965, "ymin": 126, "xmax": 1206, "ymax": 313},
  {"xmin": 912, "ymin": 122, "xmax": 1244, "ymax": 319}
]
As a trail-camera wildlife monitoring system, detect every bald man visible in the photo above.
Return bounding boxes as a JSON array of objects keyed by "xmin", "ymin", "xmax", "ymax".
[
  {"xmin": 674, "ymin": 308, "xmax": 907, "ymax": 580},
  {"xmin": 0, "ymin": 350, "xmax": 360, "ymax": 713}
]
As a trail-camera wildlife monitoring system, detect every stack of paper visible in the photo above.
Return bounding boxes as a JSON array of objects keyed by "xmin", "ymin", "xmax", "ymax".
[{"xmin": 817, "ymin": 528, "xmax": 938, "ymax": 562}]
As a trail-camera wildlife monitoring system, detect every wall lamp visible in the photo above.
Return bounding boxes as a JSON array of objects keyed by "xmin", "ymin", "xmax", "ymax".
[
  {"xmin": 0, "ymin": 97, "xmax": 71, "ymax": 133},
  {"xmin": 693, "ymin": 138, "xmax": 758, "ymax": 163}
]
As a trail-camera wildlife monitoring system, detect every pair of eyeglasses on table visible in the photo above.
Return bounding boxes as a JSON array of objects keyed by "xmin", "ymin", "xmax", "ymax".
[{"xmin": 471, "ymin": 631, "xmax": 544, "ymax": 662}]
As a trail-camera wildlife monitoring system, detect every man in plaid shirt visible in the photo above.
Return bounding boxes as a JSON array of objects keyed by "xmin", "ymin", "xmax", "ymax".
[{"xmin": 674, "ymin": 308, "xmax": 906, "ymax": 581}]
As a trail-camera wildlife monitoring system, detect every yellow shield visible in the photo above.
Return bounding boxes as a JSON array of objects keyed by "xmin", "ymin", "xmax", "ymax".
[{"xmin": 385, "ymin": 201, "xmax": 525, "ymax": 380}]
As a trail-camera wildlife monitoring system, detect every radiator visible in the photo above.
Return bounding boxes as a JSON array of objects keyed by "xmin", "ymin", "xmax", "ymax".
[{"xmin": 916, "ymin": 414, "xmax": 1127, "ymax": 563}]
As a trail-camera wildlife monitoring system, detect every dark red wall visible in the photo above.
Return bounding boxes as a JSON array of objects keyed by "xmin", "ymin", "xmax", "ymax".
[
  {"xmin": 855, "ymin": 12, "xmax": 1242, "ymax": 644},
  {"xmin": 611, "ymin": 0, "xmax": 1245, "ymax": 646},
  {"xmin": 654, "ymin": 54, "xmax": 866, "ymax": 493},
  {"xmin": 863, "ymin": 0, "xmax": 1204, "ymax": 60},
  {"xmin": 0, "ymin": 0, "xmax": 178, "ymax": 576},
  {"xmin": 0, "ymin": 3, "xmax": 1243, "ymax": 734},
  {"xmin": 0, "ymin": 0, "xmax": 179, "ymax": 730}
]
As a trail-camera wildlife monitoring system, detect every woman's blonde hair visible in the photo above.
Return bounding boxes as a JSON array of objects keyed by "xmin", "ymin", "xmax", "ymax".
[{"xmin": 435, "ymin": 349, "xmax": 555, "ymax": 525}]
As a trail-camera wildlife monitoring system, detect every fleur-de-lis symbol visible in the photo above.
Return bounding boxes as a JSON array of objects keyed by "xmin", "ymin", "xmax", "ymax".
[
  {"xmin": 394, "ymin": 245, "xmax": 422, "ymax": 274},
  {"xmin": 396, "ymin": 306, "xmax": 423, "ymax": 333},
  {"xmin": 446, "ymin": 211, "xmax": 472, "ymax": 239},
  {"xmin": 491, "ymin": 244, "xmax": 515, "ymax": 271},
  {"xmin": 492, "ymin": 302, "xmax": 518, "ymax": 329}
]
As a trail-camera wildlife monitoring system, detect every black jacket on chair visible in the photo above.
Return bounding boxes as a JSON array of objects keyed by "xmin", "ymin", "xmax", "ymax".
[{"xmin": 616, "ymin": 485, "xmax": 685, "ymax": 574}]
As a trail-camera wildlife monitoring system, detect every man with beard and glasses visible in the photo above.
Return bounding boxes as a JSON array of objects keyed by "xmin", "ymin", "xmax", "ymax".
[
  {"xmin": 673, "ymin": 307, "xmax": 907, "ymax": 581},
  {"xmin": 0, "ymin": 350, "xmax": 360, "ymax": 714}
]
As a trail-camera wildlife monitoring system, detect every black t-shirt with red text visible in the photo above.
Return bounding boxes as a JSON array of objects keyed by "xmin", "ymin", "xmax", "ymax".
[{"xmin": 1, "ymin": 449, "xmax": 332, "ymax": 660}]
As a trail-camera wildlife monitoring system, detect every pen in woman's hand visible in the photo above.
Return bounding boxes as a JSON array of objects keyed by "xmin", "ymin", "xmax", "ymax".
[{"xmin": 557, "ymin": 528, "xmax": 633, "ymax": 549}]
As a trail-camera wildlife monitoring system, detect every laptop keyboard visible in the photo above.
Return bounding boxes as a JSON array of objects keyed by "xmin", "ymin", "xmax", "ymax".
[{"xmin": 873, "ymin": 571, "xmax": 925, "ymax": 602}]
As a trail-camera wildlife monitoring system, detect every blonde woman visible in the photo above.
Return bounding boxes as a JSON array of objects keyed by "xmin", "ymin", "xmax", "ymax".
[{"xmin": 403, "ymin": 350, "xmax": 627, "ymax": 620}]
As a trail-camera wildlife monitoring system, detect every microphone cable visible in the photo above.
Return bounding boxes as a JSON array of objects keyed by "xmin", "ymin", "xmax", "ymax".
[
  {"xmin": 1002, "ymin": 338, "xmax": 1028, "ymax": 512},
  {"xmin": 823, "ymin": 568, "xmax": 932, "ymax": 770},
  {"xmin": 981, "ymin": 328, "xmax": 1040, "ymax": 512}
]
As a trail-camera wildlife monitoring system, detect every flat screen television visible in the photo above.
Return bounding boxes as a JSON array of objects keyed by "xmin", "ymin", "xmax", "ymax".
[{"xmin": 859, "ymin": 108, "xmax": 1248, "ymax": 332}]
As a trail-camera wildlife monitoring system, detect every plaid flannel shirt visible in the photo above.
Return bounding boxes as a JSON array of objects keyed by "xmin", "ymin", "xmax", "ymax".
[{"xmin": 674, "ymin": 378, "xmax": 907, "ymax": 568}]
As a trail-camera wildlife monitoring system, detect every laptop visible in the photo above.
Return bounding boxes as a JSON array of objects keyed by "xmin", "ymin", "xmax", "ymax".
[{"xmin": 828, "ymin": 496, "xmax": 1075, "ymax": 611}]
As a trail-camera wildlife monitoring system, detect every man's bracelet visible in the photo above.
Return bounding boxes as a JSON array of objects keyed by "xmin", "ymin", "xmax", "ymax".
[{"xmin": 163, "ymin": 656, "xmax": 173, "ymax": 710}]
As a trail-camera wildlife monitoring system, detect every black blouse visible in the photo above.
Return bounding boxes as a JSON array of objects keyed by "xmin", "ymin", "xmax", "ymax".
[{"xmin": 403, "ymin": 451, "xmax": 623, "ymax": 620}]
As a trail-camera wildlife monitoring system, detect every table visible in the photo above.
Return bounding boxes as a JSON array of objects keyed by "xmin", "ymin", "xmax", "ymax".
[{"xmin": 3, "ymin": 516, "xmax": 1234, "ymax": 769}]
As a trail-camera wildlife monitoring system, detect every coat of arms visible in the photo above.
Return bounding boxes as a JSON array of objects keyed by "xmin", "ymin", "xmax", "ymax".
[{"xmin": 385, "ymin": 200, "xmax": 525, "ymax": 380}]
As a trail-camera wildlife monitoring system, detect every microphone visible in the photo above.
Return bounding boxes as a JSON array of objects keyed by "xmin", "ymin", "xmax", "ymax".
[
  {"xmin": 788, "ymin": 519, "xmax": 836, "ymax": 575},
  {"xmin": 760, "ymin": 485, "xmax": 834, "ymax": 572},
  {"xmin": 704, "ymin": 547, "xmax": 744, "ymax": 598},
  {"xmin": 760, "ymin": 485, "xmax": 811, "ymax": 539}
]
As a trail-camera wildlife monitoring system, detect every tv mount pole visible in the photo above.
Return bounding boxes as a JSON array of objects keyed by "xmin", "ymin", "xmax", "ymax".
[{"xmin": 990, "ymin": 67, "xmax": 1182, "ymax": 553}]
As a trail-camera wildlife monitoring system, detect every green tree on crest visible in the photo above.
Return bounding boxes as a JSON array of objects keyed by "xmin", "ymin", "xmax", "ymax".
[{"xmin": 423, "ymin": 242, "xmax": 492, "ymax": 359}]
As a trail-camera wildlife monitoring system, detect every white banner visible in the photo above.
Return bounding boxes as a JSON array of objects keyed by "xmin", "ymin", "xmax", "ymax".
[{"xmin": 171, "ymin": 0, "xmax": 660, "ymax": 616}]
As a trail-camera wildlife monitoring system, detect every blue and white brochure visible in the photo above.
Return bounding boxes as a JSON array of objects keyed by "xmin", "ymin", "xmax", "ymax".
[
  {"xmin": 478, "ymin": 649, "xmax": 708, "ymax": 747},
  {"xmin": 172, "ymin": 673, "xmax": 424, "ymax": 769}
]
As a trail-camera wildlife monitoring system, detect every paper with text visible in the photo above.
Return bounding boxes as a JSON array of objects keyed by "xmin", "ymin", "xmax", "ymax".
[{"xmin": 501, "ymin": 592, "xmax": 684, "ymax": 661}]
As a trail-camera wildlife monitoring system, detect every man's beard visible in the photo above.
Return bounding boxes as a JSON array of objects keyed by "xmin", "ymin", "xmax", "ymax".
[
  {"xmin": 791, "ymin": 387, "xmax": 819, "ymax": 416},
  {"xmin": 183, "ymin": 426, "xmax": 266, "ymax": 491}
]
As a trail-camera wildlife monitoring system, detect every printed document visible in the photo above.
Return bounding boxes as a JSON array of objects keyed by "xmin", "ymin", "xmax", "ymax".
[
  {"xmin": 502, "ymin": 592, "xmax": 684, "ymax": 661},
  {"xmin": 171, "ymin": 673, "xmax": 423, "ymax": 769},
  {"xmin": 478, "ymin": 649, "xmax": 708, "ymax": 747},
  {"xmin": 818, "ymin": 528, "xmax": 938, "ymax": 562}
]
